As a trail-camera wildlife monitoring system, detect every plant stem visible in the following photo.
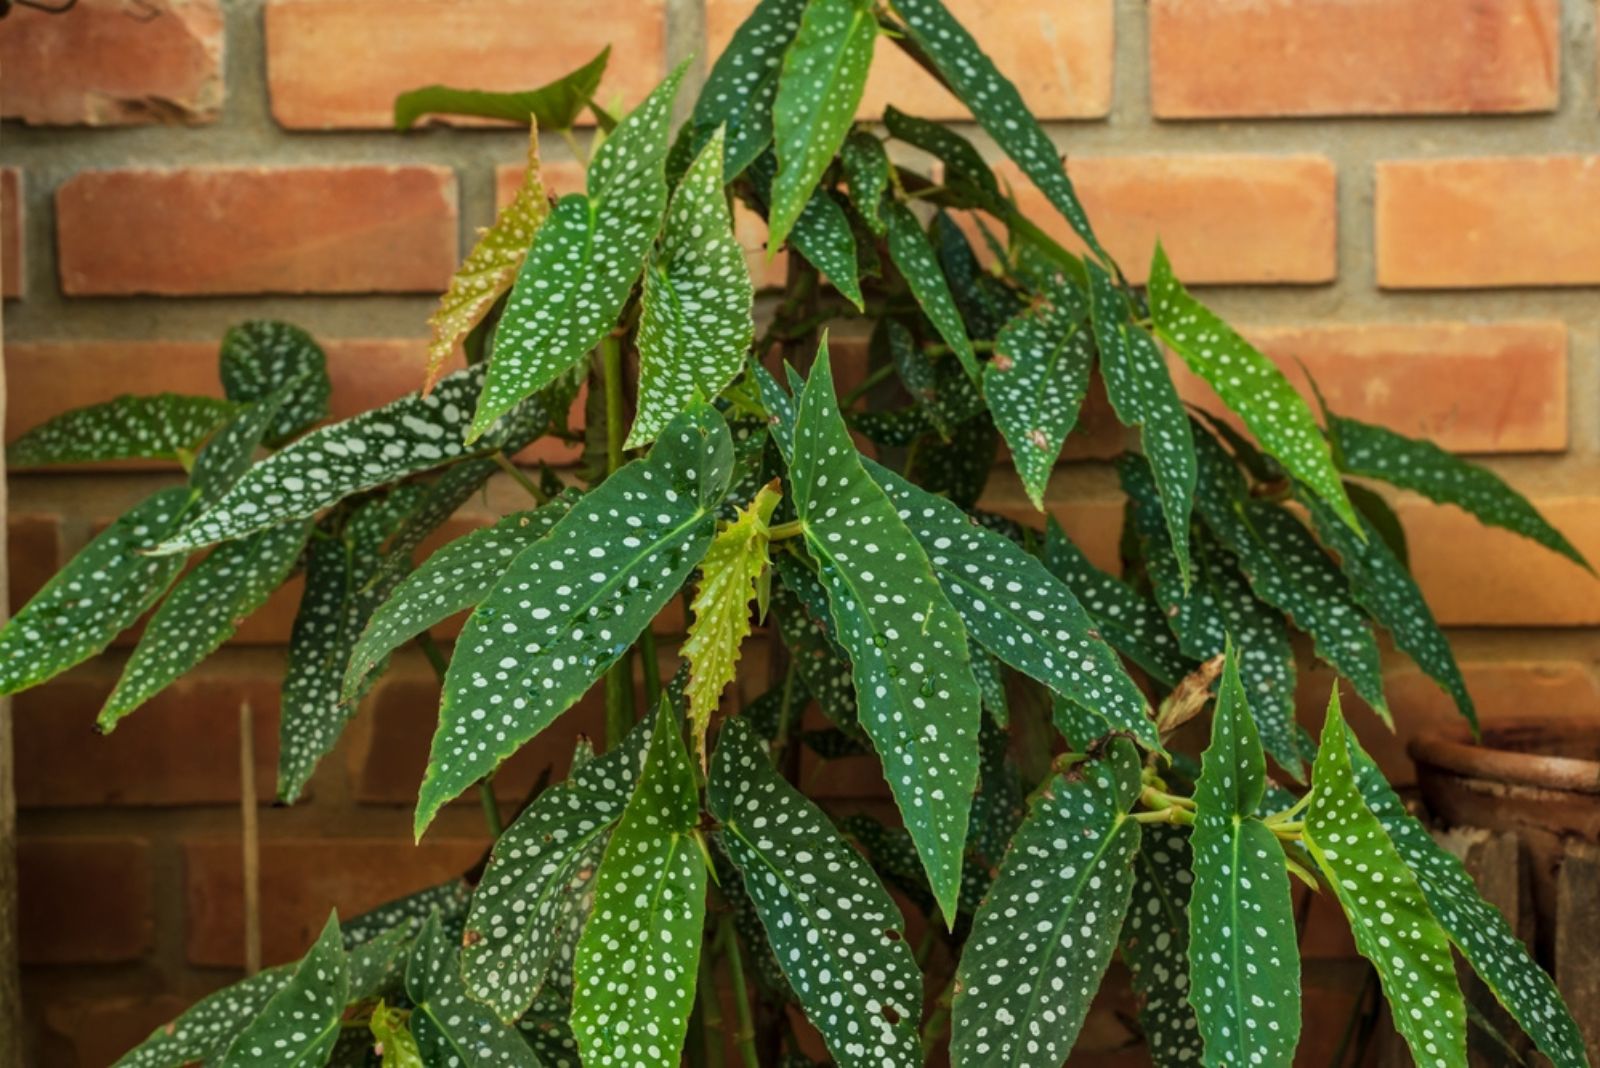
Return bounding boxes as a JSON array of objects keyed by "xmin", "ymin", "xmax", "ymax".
[
  {"xmin": 599, "ymin": 333, "xmax": 635, "ymax": 751},
  {"xmin": 840, "ymin": 361, "xmax": 897, "ymax": 408},
  {"xmin": 491, "ymin": 451, "xmax": 546, "ymax": 504},
  {"xmin": 770, "ymin": 667, "xmax": 799, "ymax": 760},
  {"xmin": 639, "ymin": 626, "xmax": 662, "ymax": 711},
  {"xmin": 718, "ymin": 918, "xmax": 760, "ymax": 1068},
  {"xmin": 766, "ymin": 519, "xmax": 806, "ymax": 542},
  {"xmin": 415, "ymin": 631, "xmax": 450, "ymax": 679},
  {"xmin": 920, "ymin": 977, "xmax": 956, "ymax": 1062}
]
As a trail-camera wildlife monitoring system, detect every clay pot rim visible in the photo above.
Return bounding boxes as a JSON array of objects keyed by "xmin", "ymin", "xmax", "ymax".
[{"xmin": 1408, "ymin": 722, "xmax": 1600, "ymax": 796}]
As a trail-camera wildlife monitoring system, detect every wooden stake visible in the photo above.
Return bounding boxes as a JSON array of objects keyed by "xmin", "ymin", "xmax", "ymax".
[{"xmin": 240, "ymin": 701, "xmax": 261, "ymax": 977}]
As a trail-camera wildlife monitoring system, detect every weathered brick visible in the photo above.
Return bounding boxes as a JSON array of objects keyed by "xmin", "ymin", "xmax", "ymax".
[
  {"xmin": 18, "ymin": 837, "xmax": 154, "ymax": 963},
  {"xmin": 34, "ymin": 995, "xmax": 191, "ymax": 1068},
  {"xmin": 1150, "ymin": 0, "xmax": 1559, "ymax": 118},
  {"xmin": 56, "ymin": 167, "xmax": 458, "ymax": 296},
  {"xmin": 2, "ymin": 168, "xmax": 23, "ymax": 299},
  {"xmin": 9, "ymin": 514, "xmax": 61, "ymax": 613},
  {"xmin": 265, "ymin": 0, "xmax": 666, "ymax": 129},
  {"xmin": 0, "ymin": 0, "xmax": 223, "ymax": 126},
  {"xmin": 184, "ymin": 837, "xmax": 484, "ymax": 966},
  {"xmin": 981, "ymin": 492, "xmax": 1124, "ymax": 574},
  {"xmin": 1172, "ymin": 321, "xmax": 1569, "ymax": 455},
  {"xmin": 1376, "ymin": 156, "xmax": 1600, "ymax": 288},
  {"xmin": 706, "ymin": 0, "xmax": 1113, "ymax": 120}
]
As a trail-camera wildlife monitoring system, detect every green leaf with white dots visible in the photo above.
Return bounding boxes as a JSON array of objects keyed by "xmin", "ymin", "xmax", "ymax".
[
  {"xmin": 416, "ymin": 405, "xmax": 733, "ymax": 837},
  {"xmin": 868, "ymin": 460, "xmax": 1157, "ymax": 750},
  {"xmin": 772, "ymin": 565, "xmax": 859, "ymax": 729},
  {"xmin": 631, "ymin": 127, "xmax": 755, "ymax": 449},
  {"xmin": 342, "ymin": 878, "xmax": 472, "ymax": 949},
  {"xmin": 1305, "ymin": 688, "xmax": 1467, "ymax": 1067},
  {"xmin": 909, "ymin": 412, "xmax": 998, "ymax": 510},
  {"xmin": 1188, "ymin": 646, "xmax": 1301, "ymax": 1068},
  {"xmin": 1331, "ymin": 414, "xmax": 1590, "ymax": 572},
  {"xmin": 216, "ymin": 911, "xmax": 348, "ymax": 1067},
  {"xmin": 885, "ymin": 201, "xmax": 979, "ymax": 381},
  {"xmin": 9, "ymin": 394, "xmax": 237, "ymax": 468},
  {"xmin": 1149, "ymin": 247, "xmax": 1358, "ymax": 532},
  {"xmin": 1120, "ymin": 826, "xmax": 1205, "ymax": 1067},
  {"xmin": 787, "ymin": 346, "xmax": 982, "ymax": 920},
  {"xmin": 950, "ymin": 739, "xmax": 1142, "ymax": 1067},
  {"xmin": 361, "ymin": 456, "xmax": 502, "ymax": 593},
  {"xmin": 748, "ymin": 150, "xmax": 865, "ymax": 309},
  {"xmin": 882, "ymin": 319, "xmax": 982, "ymax": 440},
  {"xmin": 986, "ymin": 275, "xmax": 1092, "ymax": 507},
  {"xmin": 407, "ymin": 911, "xmax": 541, "ymax": 1067},
  {"xmin": 710, "ymin": 717, "xmax": 924, "ymax": 1067},
  {"xmin": 111, "ymin": 966, "xmax": 295, "ymax": 1068},
  {"xmin": 768, "ymin": 0, "xmax": 875, "ymax": 250},
  {"xmin": 187, "ymin": 389, "xmax": 293, "ymax": 511},
  {"xmin": 219, "ymin": 319, "xmax": 331, "ymax": 446},
  {"xmin": 932, "ymin": 212, "xmax": 1021, "ymax": 341},
  {"xmin": 883, "ymin": 106, "xmax": 1001, "ymax": 208},
  {"xmin": 573, "ymin": 697, "xmax": 707, "ymax": 1068},
  {"xmin": 842, "ymin": 130, "xmax": 890, "ymax": 233},
  {"xmin": 0, "ymin": 487, "xmax": 192, "ymax": 695},
  {"xmin": 519, "ymin": 990, "xmax": 582, "ymax": 1068},
  {"xmin": 1351, "ymin": 747, "xmax": 1590, "ymax": 1068},
  {"xmin": 473, "ymin": 65, "xmax": 686, "ymax": 440}
]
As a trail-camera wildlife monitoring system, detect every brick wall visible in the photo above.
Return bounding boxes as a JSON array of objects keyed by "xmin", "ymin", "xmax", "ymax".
[{"xmin": 3, "ymin": 0, "xmax": 1599, "ymax": 1062}]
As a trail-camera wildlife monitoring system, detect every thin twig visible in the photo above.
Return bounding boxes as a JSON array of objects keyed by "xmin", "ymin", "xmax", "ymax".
[{"xmin": 239, "ymin": 701, "xmax": 261, "ymax": 976}]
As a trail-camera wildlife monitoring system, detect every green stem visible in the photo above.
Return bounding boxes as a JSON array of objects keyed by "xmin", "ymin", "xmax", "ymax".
[
  {"xmin": 718, "ymin": 918, "xmax": 760, "ymax": 1068},
  {"xmin": 770, "ymin": 667, "xmax": 799, "ymax": 760},
  {"xmin": 415, "ymin": 632, "xmax": 450, "ymax": 679},
  {"xmin": 766, "ymin": 519, "xmax": 806, "ymax": 542},
  {"xmin": 599, "ymin": 334, "xmax": 635, "ymax": 751},
  {"xmin": 639, "ymin": 626, "xmax": 662, "ymax": 711},
  {"xmin": 491, "ymin": 451, "xmax": 546, "ymax": 504},
  {"xmin": 840, "ymin": 361, "xmax": 898, "ymax": 408},
  {"xmin": 921, "ymin": 977, "xmax": 956, "ymax": 1063}
]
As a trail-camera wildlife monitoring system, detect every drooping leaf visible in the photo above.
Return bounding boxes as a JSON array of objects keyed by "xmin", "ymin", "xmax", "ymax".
[
  {"xmin": 216, "ymin": 911, "xmax": 348, "ymax": 1067},
  {"xmin": 0, "ymin": 487, "xmax": 192, "ymax": 695},
  {"xmin": 850, "ymin": 405, "xmax": 931, "ymax": 447},
  {"xmin": 881, "ymin": 319, "xmax": 980, "ymax": 440},
  {"xmin": 1346, "ymin": 480, "xmax": 1409, "ymax": 568},
  {"xmin": 710, "ymin": 718, "xmax": 924, "ymax": 1067},
  {"xmin": 885, "ymin": 200, "xmax": 978, "ymax": 380},
  {"xmin": 883, "ymin": 106, "xmax": 1001, "ymax": 207},
  {"xmin": 787, "ymin": 346, "xmax": 982, "ymax": 919},
  {"xmin": 1303, "ymin": 689, "xmax": 1467, "ymax": 1067},
  {"xmin": 768, "ymin": 0, "xmax": 875, "ymax": 250},
  {"xmin": 407, "ymin": 911, "xmax": 541, "ymax": 1066},
  {"xmin": 842, "ymin": 130, "xmax": 890, "ymax": 232},
  {"xmin": 631, "ymin": 127, "xmax": 755, "ymax": 448},
  {"xmin": 1120, "ymin": 826, "xmax": 1205, "ymax": 1067},
  {"xmin": 111, "ymin": 966, "xmax": 294, "ymax": 1068},
  {"xmin": 573, "ymin": 697, "xmax": 707, "ymax": 1068},
  {"xmin": 416, "ymin": 405, "xmax": 733, "ymax": 836},
  {"xmin": 186, "ymin": 390, "xmax": 292, "ymax": 511},
  {"xmin": 970, "ymin": 647, "xmax": 1009, "ymax": 724},
  {"xmin": 344, "ymin": 923, "xmax": 414, "ymax": 1005},
  {"xmin": 748, "ymin": 151, "xmax": 865, "ymax": 309},
  {"xmin": 473, "ymin": 65, "xmax": 686, "ymax": 440},
  {"xmin": 218, "ymin": 319, "xmax": 331, "ymax": 445},
  {"xmin": 342, "ymin": 880, "xmax": 472, "ymax": 950},
  {"xmin": 8, "ymin": 394, "xmax": 236, "ymax": 468},
  {"xmin": 518, "ymin": 990, "xmax": 583, "ymax": 1066},
  {"xmin": 1187, "ymin": 647, "xmax": 1301, "ymax": 1068},
  {"xmin": 932, "ymin": 211, "xmax": 1022, "ymax": 341},
  {"xmin": 362, "ymin": 456, "xmax": 503, "ymax": 593},
  {"xmin": 393, "ymin": 46, "xmax": 609, "ymax": 130},
  {"xmin": 951, "ymin": 739, "xmax": 1142, "ymax": 1067},
  {"xmin": 958, "ymin": 712, "xmax": 1024, "ymax": 912}
]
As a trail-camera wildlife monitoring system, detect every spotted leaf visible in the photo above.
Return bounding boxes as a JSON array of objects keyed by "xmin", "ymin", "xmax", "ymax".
[
  {"xmin": 1188, "ymin": 647, "xmax": 1301, "ymax": 1068},
  {"xmin": 932, "ymin": 212, "xmax": 1022, "ymax": 341},
  {"xmin": 882, "ymin": 106, "xmax": 1001, "ymax": 208},
  {"xmin": 416, "ymin": 405, "xmax": 733, "ymax": 837},
  {"xmin": 771, "ymin": 565, "xmax": 859, "ymax": 729},
  {"xmin": 1120, "ymin": 826, "xmax": 1204, "ymax": 1067},
  {"xmin": 1304, "ymin": 688, "xmax": 1467, "ymax": 1067},
  {"xmin": 186, "ymin": 389, "xmax": 294, "ymax": 511},
  {"xmin": 909, "ymin": 412, "xmax": 998, "ymax": 511},
  {"xmin": 883, "ymin": 319, "xmax": 981, "ymax": 439},
  {"xmin": 215, "ymin": 911, "xmax": 347, "ymax": 1067},
  {"xmin": 363, "ymin": 456, "xmax": 503, "ymax": 593},
  {"xmin": 473, "ymin": 66, "xmax": 686, "ymax": 440},
  {"xmin": 748, "ymin": 151, "xmax": 865, "ymax": 309},
  {"xmin": 407, "ymin": 911, "xmax": 541, "ymax": 1066},
  {"xmin": 518, "ymin": 990, "xmax": 583, "ymax": 1067},
  {"xmin": 710, "ymin": 718, "xmax": 924, "ymax": 1066},
  {"xmin": 219, "ymin": 319, "xmax": 331, "ymax": 445},
  {"xmin": 885, "ymin": 201, "xmax": 979, "ymax": 381},
  {"xmin": 842, "ymin": 129, "xmax": 890, "ymax": 232},
  {"xmin": 8, "ymin": 393, "xmax": 237, "ymax": 468},
  {"xmin": 342, "ymin": 879, "xmax": 472, "ymax": 949},
  {"xmin": 112, "ymin": 965, "xmax": 294, "ymax": 1068},
  {"xmin": 393, "ymin": 46, "xmax": 609, "ymax": 131},
  {"xmin": 950, "ymin": 739, "xmax": 1142, "ymax": 1067},
  {"xmin": 572, "ymin": 697, "xmax": 707, "ymax": 1068},
  {"xmin": 787, "ymin": 346, "xmax": 982, "ymax": 920},
  {"xmin": 631, "ymin": 127, "xmax": 755, "ymax": 449},
  {"xmin": 0, "ymin": 487, "xmax": 192, "ymax": 695}
]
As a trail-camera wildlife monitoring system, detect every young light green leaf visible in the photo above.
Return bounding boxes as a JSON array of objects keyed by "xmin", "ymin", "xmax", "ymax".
[
  {"xmin": 788, "ymin": 346, "xmax": 982, "ymax": 920},
  {"xmin": 0, "ymin": 486, "xmax": 192, "ymax": 695},
  {"xmin": 474, "ymin": 65, "xmax": 686, "ymax": 440},
  {"xmin": 631, "ymin": 126, "xmax": 755, "ymax": 449},
  {"xmin": 986, "ymin": 275, "xmax": 1093, "ymax": 507},
  {"xmin": 407, "ymin": 911, "xmax": 541, "ymax": 1066},
  {"xmin": 951, "ymin": 739, "xmax": 1143, "ymax": 1067},
  {"xmin": 710, "ymin": 718, "xmax": 924, "ymax": 1067},
  {"xmin": 9, "ymin": 394, "xmax": 236, "ymax": 468},
  {"xmin": 885, "ymin": 200, "xmax": 979, "ymax": 380},
  {"xmin": 1120, "ymin": 826, "xmax": 1205, "ymax": 1068},
  {"xmin": 573, "ymin": 697, "xmax": 707, "ymax": 1068},
  {"xmin": 842, "ymin": 130, "xmax": 890, "ymax": 232},
  {"xmin": 219, "ymin": 319, "xmax": 331, "ymax": 446},
  {"xmin": 416, "ymin": 405, "xmax": 733, "ymax": 837},
  {"xmin": 768, "ymin": 0, "xmax": 875, "ymax": 250},
  {"xmin": 393, "ymin": 46, "xmax": 609, "ymax": 130},
  {"xmin": 883, "ymin": 106, "xmax": 1001, "ymax": 207},
  {"xmin": 112, "ymin": 965, "xmax": 294, "ymax": 1068},
  {"xmin": 1188, "ymin": 647, "xmax": 1301, "ymax": 1068},
  {"xmin": 1303, "ymin": 689, "xmax": 1467, "ymax": 1068},
  {"xmin": 1332, "ymin": 414, "xmax": 1590, "ymax": 572},
  {"xmin": 368, "ymin": 1001, "xmax": 423, "ymax": 1068},
  {"xmin": 216, "ymin": 911, "xmax": 348, "ymax": 1067}
]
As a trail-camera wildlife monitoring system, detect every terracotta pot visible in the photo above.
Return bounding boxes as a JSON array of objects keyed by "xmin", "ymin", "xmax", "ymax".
[{"xmin": 1409, "ymin": 719, "xmax": 1600, "ymax": 965}]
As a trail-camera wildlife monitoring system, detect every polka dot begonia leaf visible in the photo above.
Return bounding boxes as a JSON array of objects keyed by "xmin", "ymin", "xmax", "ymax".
[
  {"xmin": 414, "ymin": 405, "xmax": 733, "ymax": 838},
  {"xmin": 463, "ymin": 720, "xmax": 652, "ymax": 1022},
  {"xmin": 518, "ymin": 989, "xmax": 582, "ymax": 1068},
  {"xmin": 907, "ymin": 413, "xmax": 998, "ymax": 510},
  {"xmin": 883, "ymin": 317, "xmax": 985, "ymax": 440},
  {"xmin": 755, "ymin": 363, "xmax": 798, "ymax": 459},
  {"xmin": 1187, "ymin": 647, "xmax": 1302, "ymax": 1068},
  {"xmin": 1303, "ymin": 689, "xmax": 1467, "ymax": 1067},
  {"xmin": 1051, "ymin": 691, "xmax": 1111, "ymax": 751},
  {"xmin": 885, "ymin": 201, "xmax": 978, "ymax": 381},
  {"xmin": 343, "ymin": 491, "xmax": 579, "ymax": 702},
  {"xmin": 1350, "ymin": 745, "xmax": 1590, "ymax": 1068},
  {"xmin": 841, "ymin": 130, "xmax": 890, "ymax": 234},
  {"xmin": 0, "ymin": 486, "xmax": 192, "ymax": 696},
  {"xmin": 111, "ymin": 964, "xmax": 293, "ymax": 1068},
  {"xmin": 985, "ymin": 273, "xmax": 1094, "ymax": 508},
  {"xmin": 215, "ymin": 910, "xmax": 349, "ymax": 1067},
  {"xmin": 867, "ymin": 459, "xmax": 1159, "ymax": 751},
  {"xmin": 787, "ymin": 344, "xmax": 982, "ymax": 921},
  {"xmin": 407, "ymin": 911, "xmax": 541, "ymax": 1067},
  {"xmin": 950, "ymin": 738, "xmax": 1143, "ymax": 1068},
  {"xmin": 1148, "ymin": 246, "xmax": 1360, "ymax": 534},
  {"xmin": 771, "ymin": 567, "xmax": 860, "ymax": 730},
  {"xmin": 473, "ymin": 66, "xmax": 686, "ymax": 442},
  {"xmin": 572, "ymin": 697, "xmax": 707, "ymax": 1068},
  {"xmin": 187, "ymin": 387, "xmax": 294, "ymax": 510},
  {"xmin": 850, "ymin": 405, "xmax": 932, "ymax": 448},
  {"xmin": 8, "ymin": 393, "xmax": 237, "ymax": 468},
  {"xmin": 1119, "ymin": 825, "xmax": 1204, "ymax": 1068},
  {"xmin": 218, "ymin": 319, "xmax": 331, "ymax": 446},
  {"xmin": 748, "ymin": 151, "xmax": 865, "ymax": 310},
  {"xmin": 970, "ymin": 647, "xmax": 1009, "ymax": 724},
  {"xmin": 883, "ymin": 107, "xmax": 1002, "ymax": 211},
  {"xmin": 340, "ymin": 877, "xmax": 472, "ymax": 950},
  {"xmin": 1331, "ymin": 414, "xmax": 1591, "ymax": 572},
  {"xmin": 768, "ymin": 0, "xmax": 875, "ymax": 252},
  {"xmin": 344, "ymin": 922, "xmax": 413, "ymax": 1004},
  {"xmin": 931, "ymin": 212, "xmax": 1023, "ymax": 341},
  {"xmin": 630, "ymin": 126, "xmax": 755, "ymax": 450},
  {"xmin": 362, "ymin": 455, "xmax": 503, "ymax": 594},
  {"xmin": 838, "ymin": 812, "xmax": 936, "ymax": 915},
  {"xmin": 709, "ymin": 718, "xmax": 925, "ymax": 1067}
]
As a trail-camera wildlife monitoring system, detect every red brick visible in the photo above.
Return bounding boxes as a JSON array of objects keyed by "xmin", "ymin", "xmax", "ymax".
[
  {"xmin": 184, "ymin": 836, "xmax": 483, "ymax": 966},
  {"xmin": 1150, "ymin": 0, "xmax": 1559, "ymax": 119},
  {"xmin": 18, "ymin": 837, "xmax": 154, "ymax": 963},
  {"xmin": 1172, "ymin": 321, "xmax": 1569, "ymax": 455},
  {"xmin": 2, "ymin": 168, "xmax": 22, "ymax": 298},
  {"xmin": 982, "ymin": 492, "xmax": 1124, "ymax": 575},
  {"xmin": 35, "ymin": 995, "xmax": 191, "ymax": 1068},
  {"xmin": 0, "ymin": 0, "xmax": 223, "ymax": 126},
  {"xmin": 265, "ymin": 0, "xmax": 666, "ymax": 129},
  {"xmin": 706, "ymin": 0, "xmax": 1113, "ymax": 120},
  {"xmin": 56, "ymin": 166, "xmax": 458, "ymax": 296},
  {"xmin": 1377, "ymin": 156, "xmax": 1600, "ymax": 288},
  {"xmin": 8, "ymin": 514, "xmax": 61, "ymax": 613}
]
